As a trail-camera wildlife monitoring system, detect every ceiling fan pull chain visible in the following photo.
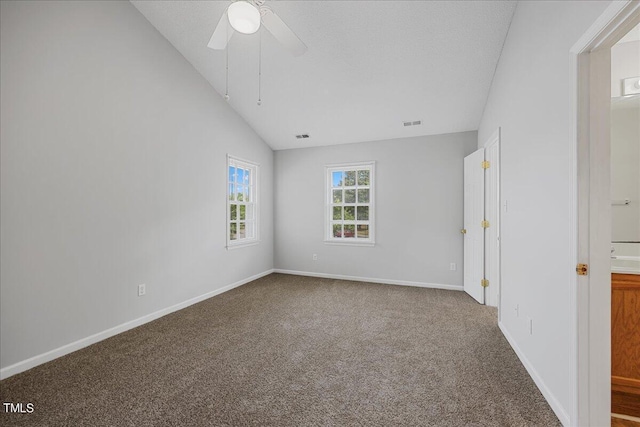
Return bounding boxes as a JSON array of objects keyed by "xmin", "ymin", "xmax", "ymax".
[
  {"xmin": 257, "ymin": 28, "xmax": 262, "ymax": 106},
  {"xmin": 224, "ymin": 19, "xmax": 230, "ymax": 101}
]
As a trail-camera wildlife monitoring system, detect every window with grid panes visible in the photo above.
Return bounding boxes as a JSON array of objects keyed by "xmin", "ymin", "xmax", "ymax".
[
  {"xmin": 227, "ymin": 156, "xmax": 258, "ymax": 248},
  {"xmin": 326, "ymin": 162, "xmax": 375, "ymax": 245}
]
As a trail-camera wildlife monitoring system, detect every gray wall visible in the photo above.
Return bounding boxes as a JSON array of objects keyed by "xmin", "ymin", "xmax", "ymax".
[
  {"xmin": 611, "ymin": 104, "xmax": 640, "ymax": 242},
  {"xmin": 611, "ymin": 37, "xmax": 640, "ymax": 243},
  {"xmin": 274, "ymin": 132, "xmax": 477, "ymax": 287},
  {"xmin": 477, "ymin": 1, "xmax": 610, "ymax": 423},
  {"xmin": 0, "ymin": 1, "xmax": 273, "ymax": 370}
]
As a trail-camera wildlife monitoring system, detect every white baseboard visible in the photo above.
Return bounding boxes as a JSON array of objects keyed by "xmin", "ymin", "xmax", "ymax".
[
  {"xmin": 498, "ymin": 321, "xmax": 570, "ymax": 426},
  {"xmin": 0, "ymin": 269, "xmax": 274, "ymax": 380},
  {"xmin": 273, "ymin": 269, "xmax": 463, "ymax": 291}
]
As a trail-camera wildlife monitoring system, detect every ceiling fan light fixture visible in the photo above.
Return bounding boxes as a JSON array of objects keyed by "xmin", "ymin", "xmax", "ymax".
[{"xmin": 227, "ymin": 1, "xmax": 261, "ymax": 35}]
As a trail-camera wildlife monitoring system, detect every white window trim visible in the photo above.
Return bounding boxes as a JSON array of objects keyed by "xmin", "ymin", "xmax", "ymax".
[
  {"xmin": 324, "ymin": 161, "xmax": 376, "ymax": 246},
  {"xmin": 226, "ymin": 154, "xmax": 260, "ymax": 249}
]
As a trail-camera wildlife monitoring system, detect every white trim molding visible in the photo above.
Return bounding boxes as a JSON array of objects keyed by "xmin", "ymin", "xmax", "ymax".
[
  {"xmin": 274, "ymin": 269, "xmax": 463, "ymax": 292},
  {"xmin": 227, "ymin": 154, "xmax": 260, "ymax": 249},
  {"xmin": 0, "ymin": 269, "xmax": 274, "ymax": 380},
  {"xmin": 483, "ymin": 128, "xmax": 501, "ymax": 310},
  {"xmin": 572, "ymin": 1, "xmax": 640, "ymax": 54},
  {"xmin": 324, "ymin": 161, "xmax": 376, "ymax": 246},
  {"xmin": 569, "ymin": 2, "xmax": 640, "ymax": 425}
]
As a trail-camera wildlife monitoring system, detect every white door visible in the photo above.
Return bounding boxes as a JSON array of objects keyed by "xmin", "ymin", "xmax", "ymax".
[{"xmin": 464, "ymin": 148, "xmax": 485, "ymax": 304}]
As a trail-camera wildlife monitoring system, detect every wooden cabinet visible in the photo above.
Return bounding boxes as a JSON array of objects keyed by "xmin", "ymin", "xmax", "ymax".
[{"xmin": 612, "ymin": 273, "xmax": 640, "ymax": 417}]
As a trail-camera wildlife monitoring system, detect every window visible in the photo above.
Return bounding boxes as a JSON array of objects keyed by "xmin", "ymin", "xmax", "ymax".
[
  {"xmin": 326, "ymin": 161, "xmax": 375, "ymax": 245},
  {"xmin": 227, "ymin": 155, "xmax": 258, "ymax": 248}
]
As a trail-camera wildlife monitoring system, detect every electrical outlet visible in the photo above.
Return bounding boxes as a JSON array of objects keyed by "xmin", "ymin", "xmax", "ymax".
[
  {"xmin": 312, "ymin": 254, "xmax": 318, "ymax": 261},
  {"xmin": 138, "ymin": 284, "xmax": 146, "ymax": 297},
  {"xmin": 449, "ymin": 263, "xmax": 456, "ymax": 271}
]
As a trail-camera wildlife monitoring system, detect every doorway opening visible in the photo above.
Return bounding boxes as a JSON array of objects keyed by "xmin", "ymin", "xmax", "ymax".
[
  {"xmin": 571, "ymin": 2, "xmax": 640, "ymax": 426},
  {"xmin": 610, "ymin": 21, "xmax": 640, "ymax": 423}
]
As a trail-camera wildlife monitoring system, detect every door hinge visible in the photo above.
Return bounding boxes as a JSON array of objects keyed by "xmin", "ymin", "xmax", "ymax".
[
  {"xmin": 481, "ymin": 279, "xmax": 489, "ymax": 287},
  {"xmin": 482, "ymin": 160, "xmax": 490, "ymax": 169},
  {"xmin": 460, "ymin": 228, "xmax": 467, "ymax": 234},
  {"xmin": 576, "ymin": 263, "xmax": 588, "ymax": 276},
  {"xmin": 481, "ymin": 220, "xmax": 490, "ymax": 228}
]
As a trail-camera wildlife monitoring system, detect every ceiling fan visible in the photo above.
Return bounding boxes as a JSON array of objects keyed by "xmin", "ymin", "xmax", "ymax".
[{"xmin": 207, "ymin": 0, "xmax": 307, "ymax": 57}]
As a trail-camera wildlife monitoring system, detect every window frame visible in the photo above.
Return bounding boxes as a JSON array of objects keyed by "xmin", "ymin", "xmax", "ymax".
[
  {"xmin": 325, "ymin": 161, "xmax": 375, "ymax": 246},
  {"xmin": 226, "ymin": 155, "xmax": 259, "ymax": 249}
]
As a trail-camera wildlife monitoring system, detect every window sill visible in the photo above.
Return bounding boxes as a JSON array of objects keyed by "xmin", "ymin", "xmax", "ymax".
[
  {"xmin": 323, "ymin": 240, "xmax": 375, "ymax": 247},
  {"xmin": 226, "ymin": 240, "xmax": 261, "ymax": 250}
]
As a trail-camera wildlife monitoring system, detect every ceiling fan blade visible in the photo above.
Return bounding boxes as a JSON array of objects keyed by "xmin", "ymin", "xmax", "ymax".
[
  {"xmin": 260, "ymin": 8, "xmax": 307, "ymax": 57},
  {"xmin": 207, "ymin": 10, "xmax": 234, "ymax": 50}
]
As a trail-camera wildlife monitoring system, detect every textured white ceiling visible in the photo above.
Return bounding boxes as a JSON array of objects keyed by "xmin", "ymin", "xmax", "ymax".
[{"xmin": 131, "ymin": 1, "xmax": 516, "ymax": 150}]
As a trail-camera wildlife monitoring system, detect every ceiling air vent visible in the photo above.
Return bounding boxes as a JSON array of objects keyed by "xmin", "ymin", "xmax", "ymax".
[
  {"xmin": 295, "ymin": 134, "xmax": 310, "ymax": 139},
  {"xmin": 403, "ymin": 120, "xmax": 422, "ymax": 127}
]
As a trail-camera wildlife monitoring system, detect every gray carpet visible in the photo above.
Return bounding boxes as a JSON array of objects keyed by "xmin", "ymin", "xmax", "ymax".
[{"xmin": 0, "ymin": 273, "xmax": 560, "ymax": 426}]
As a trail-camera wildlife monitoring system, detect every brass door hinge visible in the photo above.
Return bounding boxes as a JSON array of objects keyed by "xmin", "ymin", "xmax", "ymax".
[
  {"xmin": 460, "ymin": 229, "xmax": 467, "ymax": 234},
  {"xmin": 576, "ymin": 263, "xmax": 588, "ymax": 276},
  {"xmin": 481, "ymin": 279, "xmax": 489, "ymax": 287},
  {"xmin": 481, "ymin": 220, "xmax": 490, "ymax": 228},
  {"xmin": 482, "ymin": 160, "xmax": 490, "ymax": 169}
]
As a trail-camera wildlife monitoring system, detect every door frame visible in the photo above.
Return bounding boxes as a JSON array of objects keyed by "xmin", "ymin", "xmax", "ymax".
[
  {"xmin": 570, "ymin": 2, "xmax": 640, "ymax": 425},
  {"xmin": 483, "ymin": 128, "xmax": 501, "ymax": 311}
]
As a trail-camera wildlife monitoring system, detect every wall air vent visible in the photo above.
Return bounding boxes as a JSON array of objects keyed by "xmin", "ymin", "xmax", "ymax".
[
  {"xmin": 295, "ymin": 134, "xmax": 310, "ymax": 139},
  {"xmin": 403, "ymin": 120, "xmax": 422, "ymax": 127}
]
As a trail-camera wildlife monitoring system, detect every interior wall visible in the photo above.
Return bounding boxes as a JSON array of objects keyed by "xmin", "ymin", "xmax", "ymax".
[
  {"xmin": 476, "ymin": 1, "xmax": 610, "ymax": 424},
  {"xmin": 611, "ymin": 104, "xmax": 640, "ymax": 242},
  {"xmin": 0, "ymin": 1, "xmax": 273, "ymax": 372},
  {"xmin": 611, "ymin": 39, "xmax": 640, "ymax": 243},
  {"xmin": 611, "ymin": 40, "xmax": 640, "ymax": 98},
  {"xmin": 274, "ymin": 132, "xmax": 477, "ymax": 288}
]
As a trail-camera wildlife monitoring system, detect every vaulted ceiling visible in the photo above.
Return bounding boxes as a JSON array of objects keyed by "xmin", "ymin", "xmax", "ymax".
[{"xmin": 131, "ymin": 1, "xmax": 516, "ymax": 150}]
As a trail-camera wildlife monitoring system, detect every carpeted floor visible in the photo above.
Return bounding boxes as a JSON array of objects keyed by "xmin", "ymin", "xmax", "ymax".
[{"xmin": 0, "ymin": 273, "xmax": 560, "ymax": 426}]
